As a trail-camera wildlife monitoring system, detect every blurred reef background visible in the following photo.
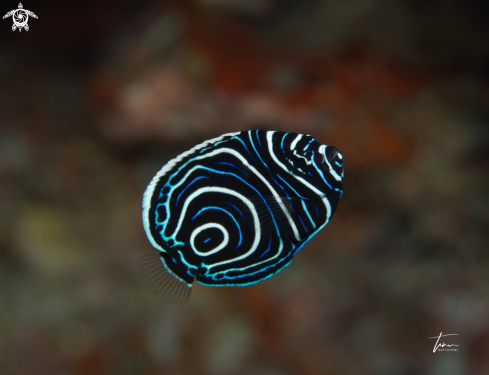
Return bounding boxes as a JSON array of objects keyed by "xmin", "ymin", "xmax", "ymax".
[{"xmin": 1, "ymin": 0, "xmax": 489, "ymax": 374}]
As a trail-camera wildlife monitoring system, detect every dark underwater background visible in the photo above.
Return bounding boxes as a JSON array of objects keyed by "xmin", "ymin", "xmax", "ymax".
[{"xmin": 1, "ymin": 0, "xmax": 488, "ymax": 374}]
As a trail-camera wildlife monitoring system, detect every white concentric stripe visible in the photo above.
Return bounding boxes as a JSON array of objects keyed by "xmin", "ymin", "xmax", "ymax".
[
  {"xmin": 291, "ymin": 196, "xmax": 332, "ymax": 257},
  {"xmin": 165, "ymin": 145, "xmax": 300, "ymax": 241},
  {"xmin": 190, "ymin": 223, "xmax": 229, "ymax": 256},
  {"xmin": 200, "ymin": 237, "xmax": 285, "ymax": 276},
  {"xmin": 318, "ymin": 145, "xmax": 342, "ymax": 181},
  {"xmin": 173, "ymin": 172, "xmax": 288, "ymax": 271},
  {"xmin": 266, "ymin": 132, "xmax": 332, "ymax": 219},
  {"xmin": 301, "ymin": 199, "xmax": 316, "ymax": 228},
  {"xmin": 311, "ymin": 155, "xmax": 335, "ymax": 189},
  {"xmin": 290, "ymin": 134, "xmax": 302, "ymax": 150},
  {"xmin": 142, "ymin": 132, "xmax": 240, "ymax": 252},
  {"xmin": 293, "ymin": 150, "xmax": 312, "ymax": 165},
  {"xmin": 174, "ymin": 187, "xmax": 261, "ymax": 269}
]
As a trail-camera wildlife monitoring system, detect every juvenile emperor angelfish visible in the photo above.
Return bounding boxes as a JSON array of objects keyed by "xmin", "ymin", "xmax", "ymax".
[{"xmin": 139, "ymin": 130, "xmax": 344, "ymax": 303}]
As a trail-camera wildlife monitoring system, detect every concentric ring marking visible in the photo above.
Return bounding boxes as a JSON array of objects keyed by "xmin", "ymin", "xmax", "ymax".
[{"xmin": 190, "ymin": 223, "xmax": 229, "ymax": 256}]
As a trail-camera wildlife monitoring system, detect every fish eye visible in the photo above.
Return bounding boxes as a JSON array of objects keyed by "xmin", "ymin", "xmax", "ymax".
[
  {"xmin": 285, "ymin": 150, "xmax": 310, "ymax": 174},
  {"xmin": 290, "ymin": 157, "xmax": 306, "ymax": 169},
  {"xmin": 287, "ymin": 157, "xmax": 305, "ymax": 174}
]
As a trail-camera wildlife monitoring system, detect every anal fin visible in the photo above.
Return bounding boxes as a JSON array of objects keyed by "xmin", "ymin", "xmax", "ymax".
[{"xmin": 137, "ymin": 253, "xmax": 192, "ymax": 304}]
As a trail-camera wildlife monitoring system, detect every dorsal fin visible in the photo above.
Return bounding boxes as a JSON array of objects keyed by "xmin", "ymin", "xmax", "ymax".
[{"xmin": 137, "ymin": 253, "xmax": 192, "ymax": 304}]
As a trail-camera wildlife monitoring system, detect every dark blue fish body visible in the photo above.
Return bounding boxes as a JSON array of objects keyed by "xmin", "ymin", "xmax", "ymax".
[{"xmin": 139, "ymin": 130, "xmax": 344, "ymax": 303}]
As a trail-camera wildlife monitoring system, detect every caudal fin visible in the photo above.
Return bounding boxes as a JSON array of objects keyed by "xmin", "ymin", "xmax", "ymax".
[{"xmin": 137, "ymin": 253, "xmax": 192, "ymax": 304}]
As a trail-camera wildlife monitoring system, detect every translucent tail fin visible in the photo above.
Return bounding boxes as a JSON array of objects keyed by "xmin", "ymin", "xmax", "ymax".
[{"xmin": 137, "ymin": 253, "xmax": 192, "ymax": 304}]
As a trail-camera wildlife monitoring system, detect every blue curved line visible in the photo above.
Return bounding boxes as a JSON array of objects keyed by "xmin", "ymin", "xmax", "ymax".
[
  {"xmin": 235, "ymin": 136, "xmax": 256, "ymax": 162},
  {"xmin": 258, "ymin": 237, "xmax": 272, "ymax": 259},
  {"xmin": 297, "ymin": 213, "xmax": 307, "ymax": 232},
  {"xmin": 198, "ymin": 231, "xmax": 289, "ymax": 279},
  {"xmin": 249, "ymin": 132, "xmax": 289, "ymax": 194},
  {"xmin": 154, "ymin": 203, "xmax": 166, "ymax": 226},
  {"xmin": 214, "ymin": 161, "xmax": 247, "ymax": 175},
  {"xmin": 311, "ymin": 154, "xmax": 333, "ymax": 190},
  {"xmin": 176, "ymin": 176, "xmax": 210, "ymax": 206},
  {"xmin": 303, "ymin": 138, "xmax": 314, "ymax": 151},
  {"xmin": 162, "ymin": 166, "xmax": 284, "ymax": 269},
  {"xmin": 159, "ymin": 255, "xmax": 195, "ymax": 285},
  {"xmin": 335, "ymin": 161, "xmax": 343, "ymax": 167},
  {"xmin": 175, "ymin": 251, "xmax": 198, "ymax": 271},
  {"xmin": 211, "ymin": 249, "xmax": 287, "ymax": 280},
  {"xmin": 301, "ymin": 199, "xmax": 316, "ymax": 229},
  {"xmin": 169, "ymin": 166, "xmax": 281, "ymax": 243},
  {"xmin": 290, "ymin": 208, "xmax": 333, "ymax": 257},
  {"xmin": 249, "ymin": 132, "xmax": 263, "ymax": 164},
  {"xmin": 272, "ymin": 174, "xmax": 286, "ymax": 193},
  {"xmin": 277, "ymin": 174, "xmax": 309, "ymax": 199},
  {"xmin": 191, "ymin": 206, "xmax": 242, "ymax": 249},
  {"xmin": 335, "ymin": 187, "xmax": 343, "ymax": 198},
  {"xmin": 256, "ymin": 130, "xmax": 262, "ymax": 148},
  {"xmin": 158, "ymin": 186, "xmax": 167, "ymax": 200},
  {"xmin": 224, "ymin": 201, "xmax": 245, "ymax": 222},
  {"xmin": 281, "ymin": 133, "xmax": 287, "ymax": 154},
  {"xmin": 284, "ymin": 190, "xmax": 291, "ymax": 199},
  {"xmin": 204, "ymin": 238, "xmax": 211, "ymax": 243},
  {"xmin": 198, "ymin": 255, "xmax": 294, "ymax": 286}
]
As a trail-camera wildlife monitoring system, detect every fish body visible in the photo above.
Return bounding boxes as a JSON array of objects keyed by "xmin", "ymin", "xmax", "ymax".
[{"xmin": 140, "ymin": 130, "xmax": 344, "ymax": 303}]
